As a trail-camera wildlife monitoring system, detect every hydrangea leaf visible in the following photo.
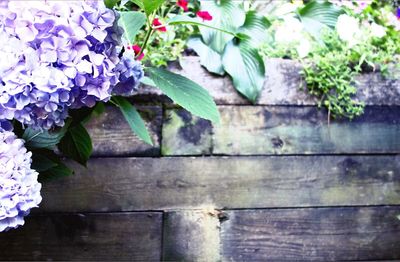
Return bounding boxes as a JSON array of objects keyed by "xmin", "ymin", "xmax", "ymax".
[
  {"xmin": 147, "ymin": 67, "xmax": 220, "ymax": 123},
  {"xmin": 58, "ymin": 123, "xmax": 93, "ymax": 166},
  {"xmin": 222, "ymin": 41, "xmax": 265, "ymax": 103},
  {"xmin": 187, "ymin": 36, "xmax": 225, "ymax": 75},
  {"xmin": 112, "ymin": 96, "xmax": 153, "ymax": 146},
  {"xmin": 118, "ymin": 11, "xmax": 146, "ymax": 44},
  {"xmin": 199, "ymin": 0, "xmax": 246, "ymax": 54},
  {"xmin": 23, "ymin": 123, "xmax": 70, "ymax": 150}
]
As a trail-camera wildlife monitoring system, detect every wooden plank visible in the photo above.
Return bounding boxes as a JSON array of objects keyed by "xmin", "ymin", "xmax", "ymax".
[
  {"xmin": 0, "ymin": 212, "xmax": 162, "ymax": 261},
  {"xmin": 135, "ymin": 56, "xmax": 400, "ymax": 106},
  {"xmin": 40, "ymin": 156, "xmax": 400, "ymax": 212},
  {"xmin": 221, "ymin": 207, "xmax": 400, "ymax": 261},
  {"xmin": 212, "ymin": 106, "xmax": 400, "ymax": 155},
  {"xmin": 85, "ymin": 105, "xmax": 162, "ymax": 157},
  {"xmin": 162, "ymin": 109, "xmax": 212, "ymax": 156},
  {"xmin": 162, "ymin": 210, "xmax": 220, "ymax": 261}
]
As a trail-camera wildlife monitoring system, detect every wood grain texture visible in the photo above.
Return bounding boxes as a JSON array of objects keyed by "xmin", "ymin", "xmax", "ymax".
[
  {"xmin": 85, "ymin": 105, "xmax": 162, "ymax": 157},
  {"xmin": 212, "ymin": 106, "xmax": 400, "ymax": 155},
  {"xmin": 162, "ymin": 210, "xmax": 220, "ymax": 261},
  {"xmin": 40, "ymin": 156, "xmax": 400, "ymax": 212},
  {"xmin": 221, "ymin": 207, "xmax": 400, "ymax": 261},
  {"xmin": 0, "ymin": 212, "xmax": 162, "ymax": 261},
  {"xmin": 135, "ymin": 56, "xmax": 400, "ymax": 106}
]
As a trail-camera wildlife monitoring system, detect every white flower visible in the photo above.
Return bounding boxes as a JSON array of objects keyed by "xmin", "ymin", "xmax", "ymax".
[
  {"xmin": 297, "ymin": 39, "xmax": 311, "ymax": 58},
  {"xmin": 369, "ymin": 22, "xmax": 386, "ymax": 38},
  {"xmin": 336, "ymin": 14, "xmax": 362, "ymax": 47},
  {"xmin": 0, "ymin": 131, "xmax": 42, "ymax": 232},
  {"xmin": 274, "ymin": 16, "xmax": 304, "ymax": 44}
]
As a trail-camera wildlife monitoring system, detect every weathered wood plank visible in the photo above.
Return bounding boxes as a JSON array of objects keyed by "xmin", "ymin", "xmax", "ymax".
[
  {"xmin": 221, "ymin": 207, "xmax": 400, "ymax": 261},
  {"xmin": 40, "ymin": 156, "xmax": 400, "ymax": 212},
  {"xmin": 162, "ymin": 109, "xmax": 212, "ymax": 156},
  {"xmin": 85, "ymin": 105, "xmax": 162, "ymax": 157},
  {"xmin": 136, "ymin": 56, "xmax": 400, "ymax": 106},
  {"xmin": 212, "ymin": 106, "xmax": 400, "ymax": 155},
  {"xmin": 162, "ymin": 210, "xmax": 220, "ymax": 261},
  {"xmin": 0, "ymin": 212, "xmax": 162, "ymax": 261},
  {"xmin": 162, "ymin": 106, "xmax": 400, "ymax": 155}
]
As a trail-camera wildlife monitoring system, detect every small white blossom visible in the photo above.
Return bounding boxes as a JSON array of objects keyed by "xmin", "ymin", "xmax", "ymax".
[
  {"xmin": 369, "ymin": 22, "xmax": 386, "ymax": 38},
  {"xmin": 336, "ymin": 14, "xmax": 363, "ymax": 47}
]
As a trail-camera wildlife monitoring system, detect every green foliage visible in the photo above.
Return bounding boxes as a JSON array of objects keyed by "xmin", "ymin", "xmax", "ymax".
[
  {"xmin": 112, "ymin": 96, "xmax": 153, "ymax": 145},
  {"xmin": 23, "ymin": 124, "xmax": 69, "ymax": 150},
  {"xmin": 58, "ymin": 123, "xmax": 93, "ymax": 166},
  {"xmin": 188, "ymin": 1, "xmax": 270, "ymax": 102},
  {"xmin": 118, "ymin": 11, "xmax": 147, "ymax": 44},
  {"xmin": 301, "ymin": 31, "xmax": 365, "ymax": 119},
  {"xmin": 147, "ymin": 67, "xmax": 220, "ymax": 123}
]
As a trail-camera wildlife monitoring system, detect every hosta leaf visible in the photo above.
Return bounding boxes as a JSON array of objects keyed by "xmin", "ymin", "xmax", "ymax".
[
  {"xmin": 147, "ymin": 67, "xmax": 220, "ymax": 123},
  {"xmin": 238, "ymin": 11, "xmax": 271, "ymax": 48},
  {"xmin": 118, "ymin": 11, "xmax": 146, "ymax": 44},
  {"xmin": 297, "ymin": 0, "xmax": 344, "ymax": 37},
  {"xmin": 199, "ymin": 0, "xmax": 246, "ymax": 54},
  {"xmin": 112, "ymin": 96, "xmax": 153, "ymax": 145},
  {"xmin": 222, "ymin": 41, "xmax": 265, "ymax": 103},
  {"xmin": 187, "ymin": 36, "xmax": 225, "ymax": 75}
]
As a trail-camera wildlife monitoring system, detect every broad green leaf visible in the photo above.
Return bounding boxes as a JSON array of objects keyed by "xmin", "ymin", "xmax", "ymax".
[
  {"xmin": 238, "ymin": 11, "xmax": 271, "ymax": 47},
  {"xmin": 131, "ymin": 0, "xmax": 144, "ymax": 9},
  {"xmin": 143, "ymin": 0, "xmax": 166, "ymax": 16},
  {"xmin": 104, "ymin": 0, "xmax": 119, "ymax": 8},
  {"xmin": 147, "ymin": 67, "xmax": 220, "ymax": 123},
  {"xmin": 39, "ymin": 161, "xmax": 73, "ymax": 182},
  {"xmin": 168, "ymin": 15, "xmax": 237, "ymax": 37},
  {"xmin": 118, "ymin": 11, "xmax": 146, "ymax": 44},
  {"xmin": 23, "ymin": 124, "xmax": 69, "ymax": 150},
  {"xmin": 140, "ymin": 76, "xmax": 157, "ymax": 87},
  {"xmin": 222, "ymin": 41, "xmax": 265, "ymax": 103},
  {"xmin": 112, "ymin": 96, "xmax": 153, "ymax": 145},
  {"xmin": 31, "ymin": 149, "xmax": 73, "ymax": 182},
  {"xmin": 297, "ymin": 0, "xmax": 344, "ymax": 37},
  {"xmin": 31, "ymin": 153, "xmax": 58, "ymax": 172},
  {"xmin": 199, "ymin": 0, "xmax": 246, "ymax": 54},
  {"xmin": 187, "ymin": 36, "xmax": 224, "ymax": 75},
  {"xmin": 58, "ymin": 124, "xmax": 93, "ymax": 166}
]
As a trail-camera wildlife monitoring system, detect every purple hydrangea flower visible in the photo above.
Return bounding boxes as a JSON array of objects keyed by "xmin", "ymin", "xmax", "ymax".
[
  {"xmin": 0, "ymin": 120, "xmax": 12, "ymax": 132},
  {"xmin": 397, "ymin": 8, "xmax": 400, "ymax": 19},
  {"xmin": 0, "ymin": 131, "xmax": 42, "ymax": 232},
  {"xmin": 0, "ymin": 1, "xmax": 143, "ymax": 129},
  {"xmin": 113, "ymin": 54, "xmax": 144, "ymax": 96}
]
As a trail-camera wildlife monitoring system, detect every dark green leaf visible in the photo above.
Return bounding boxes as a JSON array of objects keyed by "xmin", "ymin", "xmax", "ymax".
[
  {"xmin": 298, "ymin": 0, "xmax": 344, "ymax": 37},
  {"xmin": 112, "ymin": 96, "xmax": 153, "ymax": 145},
  {"xmin": 31, "ymin": 149, "xmax": 73, "ymax": 182},
  {"xmin": 104, "ymin": 0, "xmax": 119, "ymax": 8},
  {"xmin": 143, "ymin": 0, "xmax": 166, "ymax": 16},
  {"xmin": 23, "ymin": 123, "xmax": 70, "ymax": 150},
  {"xmin": 222, "ymin": 41, "xmax": 265, "ymax": 103},
  {"xmin": 147, "ymin": 67, "xmax": 220, "ymax": 123},
  {"xmin": 118, "ymin": 11, "xmax": 146, "ymax": 44},
  {"xmin": 31, "ymin": 153, "xmax": 58, "ymax": 172},
  {"xmin": 39, "ymin": 161, "xmax": 73, "ymax": 182},
  {"xmin": 187, "ymin": 36, "xmax": 225, "ymax": 75},
  {"xmin": 199, "ymin": 0, "xmax": 246, "ymax": 54},
  {"xmin": 238, "ymin": 11, "xmax": 271, "ymax": 47},
  {"xmin": 58, "ymin": 123, "xmax": 93, "ymax": 166}
]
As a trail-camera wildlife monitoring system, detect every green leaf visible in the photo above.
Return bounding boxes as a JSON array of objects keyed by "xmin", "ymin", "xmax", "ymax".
[
  {"xmin": 58, "ymin": 124, "xmax": 93, "ymax": 166},
  {"xmin": 140, "ymin": 76, "xmax": 157, "ymax": 87},
  {"xmin": 31, "ymin": 153, "xmax": 58, "ymax": 172},
  {"xmin": 118, "ymin": 11, "xmax": 146, "ymax": 44},
  {"xmin": 135, "ymin": 0, "xmax": 165, "ymax": 16},
  {"xmin": 168, "ymin": 15, "xmax": 237, "ymax": 37},
  {"xmin": 187, "ymin": 36, "xmax": 224, "ymax": 75},
  {"xmin": 297, "ymin": 0, "xmax": 344, "ymax": 37},
  {"xmin": 222, "ymin": 41, "xmax": 265, "ymax": 103},
  {"xmin": 23, "ymin": 124, "xmax": 69, "ymax": 150},
  {"xmin": 112, "ymin": 96, "xmax": 153, "ymax": 145},
  {"xmin": 31, "ymin": 150, "xmax": 73, "ymax": 182},
  {"xmin": 104, "ymin": 0, "xmax": 119, "ymax": 8},
  {"xmin": 199, "ymin": 0, "xmax": 246, "ymax": 54},
  {"xmin": 238, "ymin": 11, "xmax": 271, "ymax": 48},
  {"xmin": 147, "ymin": 67, "xmax": 220, "ymax": 123},
  {"xmin": 39, "ymin": 161, "xmax": 73, "ymax": 182}
]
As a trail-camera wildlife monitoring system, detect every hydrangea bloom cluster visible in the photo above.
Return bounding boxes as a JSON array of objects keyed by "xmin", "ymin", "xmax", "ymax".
[
  {"xmin": 0, "ymin": 131, "xmax": 42, "ymax": 232},
  {"xmin": 0, "ymin": 0, "xmax": 143, "ymax": 129}
]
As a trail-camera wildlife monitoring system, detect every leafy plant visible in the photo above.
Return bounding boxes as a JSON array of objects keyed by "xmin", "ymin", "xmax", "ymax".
[{"xmin": 187, "ymin": 0, "xmax": 270, "ymax": 102}]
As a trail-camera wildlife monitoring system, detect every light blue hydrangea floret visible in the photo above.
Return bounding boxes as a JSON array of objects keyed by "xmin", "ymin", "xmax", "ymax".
[
  {"xmin": 0, "ymin": 0, "xmax": 143, "ymax": 129},
  {"xmin": 0, "ymin": 131, "xmax": 42, "ymax": 232}
]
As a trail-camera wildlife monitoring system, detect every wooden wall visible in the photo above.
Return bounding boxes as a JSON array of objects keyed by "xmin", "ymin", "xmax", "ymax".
[{"xmin": 1, "ymin": 57, "xmax": 400, "ymax": 261}]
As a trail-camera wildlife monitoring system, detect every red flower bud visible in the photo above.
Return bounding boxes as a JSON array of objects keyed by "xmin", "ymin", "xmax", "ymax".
[
  {"xmin": 177, "ymin": 0, "xmax": 188, "ymax": 11},
  {"xmin": 152, "ymin": 18, "xmax": 167, "ymax": 32},
  {"xmin": 196, "ymin": 11, "xmax": 212, "ymax": 21}
]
